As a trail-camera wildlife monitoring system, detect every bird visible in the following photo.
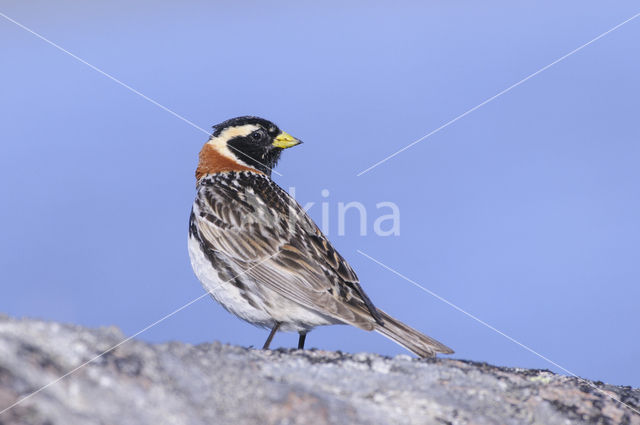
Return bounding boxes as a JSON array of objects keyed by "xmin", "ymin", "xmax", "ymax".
[{"xmin": 188, "ymin": 116, "xmax": 453, "ymax": 357}]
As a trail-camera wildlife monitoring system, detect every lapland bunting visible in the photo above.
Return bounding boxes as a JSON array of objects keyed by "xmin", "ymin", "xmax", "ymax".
[{"xmin": 188, "ymin": 116, "xmax": 453, "ymax": 357}]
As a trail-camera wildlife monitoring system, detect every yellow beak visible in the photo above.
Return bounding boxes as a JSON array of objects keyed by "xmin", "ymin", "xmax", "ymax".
[{"xmin": 272, "ymin": 131, "xmax": 302, "ymax": 149}]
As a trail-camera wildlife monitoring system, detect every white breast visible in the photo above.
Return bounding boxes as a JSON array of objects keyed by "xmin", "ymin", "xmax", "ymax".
[{"xmin": 188, "ymin": 234, "xmax": 275, "ymax": 328}]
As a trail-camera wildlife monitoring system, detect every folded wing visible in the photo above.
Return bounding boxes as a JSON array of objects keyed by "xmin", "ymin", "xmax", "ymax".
[{"xmin": 192, "ymin": 174, "xmax": 383, "ymax": 330}]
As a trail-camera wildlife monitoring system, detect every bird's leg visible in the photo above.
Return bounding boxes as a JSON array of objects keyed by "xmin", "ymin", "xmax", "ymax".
[
  {"xmin": 263, "ymin": 322, "xmax": 281, "ymax": 349},
  {"xmin": 297, "ymin": 332, "xmax": 307, "ymax": 350}
]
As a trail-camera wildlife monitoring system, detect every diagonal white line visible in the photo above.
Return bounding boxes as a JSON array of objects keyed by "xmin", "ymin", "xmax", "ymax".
[
  {"xmin": 0, "ymin": 251, "xmax": 282, "ymax": 417},
  {"xmin": 356, "ymin": 11, "xmax": 640, "ymax": 176},
  {"xmin": 357, "ymin": 249, "xmax": 640, "ymax": 417},
  {"xmin": 0, "ymin": 11, "xmax": 283, "ymax": 177}
]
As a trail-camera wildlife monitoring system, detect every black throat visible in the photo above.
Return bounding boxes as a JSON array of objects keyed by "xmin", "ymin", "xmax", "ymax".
[{"xmin": 227, "ymin": 139, "xmax": 282, "ymax": 176}]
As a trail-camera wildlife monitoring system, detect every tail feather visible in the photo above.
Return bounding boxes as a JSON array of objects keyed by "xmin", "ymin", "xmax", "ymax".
[{"xmin": 374, "ymin": 310, "xmax": 453, "ymax": 358}]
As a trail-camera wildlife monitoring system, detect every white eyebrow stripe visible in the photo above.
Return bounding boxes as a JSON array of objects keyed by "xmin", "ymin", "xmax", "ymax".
[{"xmin": 211, "ymin": 124, "xmax": 260, "ymax": 143}]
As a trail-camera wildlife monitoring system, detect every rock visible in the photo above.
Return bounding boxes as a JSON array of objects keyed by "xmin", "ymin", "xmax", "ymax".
[{"xmin": 0, "ymin": 315, "xmax": 638, "ymax": 425}]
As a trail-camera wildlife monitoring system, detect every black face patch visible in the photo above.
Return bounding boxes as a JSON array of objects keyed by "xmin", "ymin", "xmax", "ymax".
[
  {"xmin": 228, "ymin": 136, "xmax": 283, "ymax": 175},
  {"xmin": 211, "ymin": 116, "xmax": 286, "ymax": 176},
  {"xmin": 224, "ymin": 129, "xmax": 285, "ymax": 176}
]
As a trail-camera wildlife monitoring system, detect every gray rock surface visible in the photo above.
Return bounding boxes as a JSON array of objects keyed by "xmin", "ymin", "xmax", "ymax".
[{"xmin": 0, "ymin": 315, "xmax": 638, "ymax": 425}]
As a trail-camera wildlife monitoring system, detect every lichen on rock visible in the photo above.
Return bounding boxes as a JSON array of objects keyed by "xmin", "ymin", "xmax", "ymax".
[{"xmin": 0, "ymin": 315, "xmax": 638, "ymax": 425}]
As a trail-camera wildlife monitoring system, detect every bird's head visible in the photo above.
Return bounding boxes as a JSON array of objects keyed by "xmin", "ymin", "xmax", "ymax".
[{"xmin": 196, "ymin": 116, "xmax": 302, "ymax": 180}]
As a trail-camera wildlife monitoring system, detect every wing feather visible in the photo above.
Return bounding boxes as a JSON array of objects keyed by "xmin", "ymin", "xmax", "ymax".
[{"xmin": 192, "ymin": 173, "xmax": 381, "ymax": 329}]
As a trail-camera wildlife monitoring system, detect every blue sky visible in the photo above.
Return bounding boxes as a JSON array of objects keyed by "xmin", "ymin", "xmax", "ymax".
[{"xmin": 1, "ymin": 1, "xmax": 639, "ymax": 388}]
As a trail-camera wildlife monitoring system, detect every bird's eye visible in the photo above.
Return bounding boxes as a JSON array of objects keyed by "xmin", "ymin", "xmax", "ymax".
[{"xmin": 251, "ymin": 131, "xmax": 262, "ymax": 141}]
